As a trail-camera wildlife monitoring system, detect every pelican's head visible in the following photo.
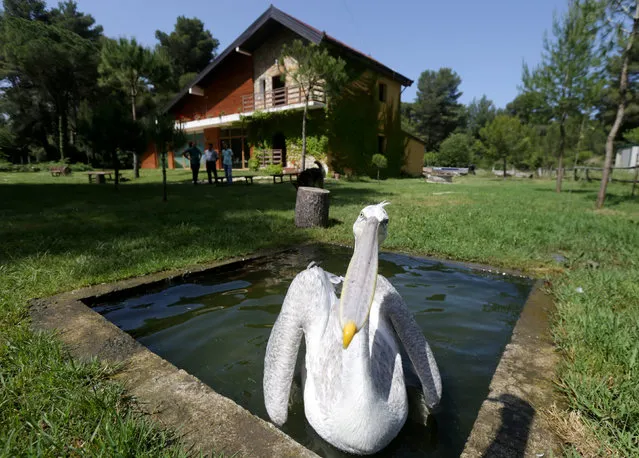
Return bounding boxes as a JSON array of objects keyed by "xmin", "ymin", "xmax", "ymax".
[{"xmin": 340, "ymin": 201, "xmax": 390, "ymax": 349}]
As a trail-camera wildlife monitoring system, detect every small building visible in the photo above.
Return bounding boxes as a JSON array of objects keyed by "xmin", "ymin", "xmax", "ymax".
[
  {"xmin": 142, "ymin": 6, "xmax": 423, "ymax": 176},
  {"xmin": 615, "ymin": 146, "xmax": 639, "ymax": 168}
]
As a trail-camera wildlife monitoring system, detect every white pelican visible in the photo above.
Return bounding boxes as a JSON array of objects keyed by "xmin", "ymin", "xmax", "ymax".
[{"xmin": 263, "ymin": 202, "xmax": 442, "ymax": 455}]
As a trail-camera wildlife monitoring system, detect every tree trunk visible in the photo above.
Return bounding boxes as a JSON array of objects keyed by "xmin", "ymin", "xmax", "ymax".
[
  {"xmin": 574, "ymin": 116, "xmax": 587, "ymax": 178},
  {"xmin": 58, "ymin": 113, "xmax": 65, "ymax": 162},
  {"xmin": 113, "ymin": 148, "xmax": 120, "ymax": 191},
  {"xmin": 295, "ymin": 186, "xmax": 330, "ymax": 228},
  {"xmin": 556, "ymin": 115, "xmax": 566, "ymax": 192},
  {"xmin": 301, "ymin": 94, "xmax": 309, "ymax": 171},
  {"xmin": 597, "ymin": 1, "xmax": 639, "ymax": 208},
  {"xmin": 503, "ymin": 157, "xmax": 507, "ymax": 179},
  {"xmin": 131, "ymin": 92, "xmax": 140, "ymax": 179},
  {"xmin": 162, "ymin": 150, "xmax": 168, "ymax": 202}
]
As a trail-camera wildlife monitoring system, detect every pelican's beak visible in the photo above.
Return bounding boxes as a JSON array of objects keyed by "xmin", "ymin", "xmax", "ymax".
[{"xmin": 340, "ymin": 217, "xmax": 380, "ymax": 349}]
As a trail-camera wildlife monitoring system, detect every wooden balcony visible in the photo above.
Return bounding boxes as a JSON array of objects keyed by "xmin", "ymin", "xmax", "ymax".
[
  {"xmin": 176, "ymin": 85, "xmax": 326, "ymax": 125},
  {"xmin": 241, "ymin": 85, "xmax": 325, "ymax": 113}
]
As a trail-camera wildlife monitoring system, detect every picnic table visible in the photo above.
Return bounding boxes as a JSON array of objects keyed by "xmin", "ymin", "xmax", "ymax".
[
  {"xmin": 87, "ymin": 171, "xmax": 117, "ymax": 184},
  {"xmin": 50, "ymin": 166, "xmax": 71, "ymax": 177}
]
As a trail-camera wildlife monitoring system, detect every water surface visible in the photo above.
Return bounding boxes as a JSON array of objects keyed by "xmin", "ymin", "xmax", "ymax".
[{"xmin": 94, "ymin": 244, "xmax": 533, "ymax": 457}]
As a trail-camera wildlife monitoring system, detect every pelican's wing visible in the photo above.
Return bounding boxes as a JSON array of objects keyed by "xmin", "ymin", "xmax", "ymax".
[
  {"xmin": 263, "ymin": 265, "xmax": 336, "ymax": 426},
  {"xmin": 377, "ymin": 275, "xmax": 442, "ymax": 410}
]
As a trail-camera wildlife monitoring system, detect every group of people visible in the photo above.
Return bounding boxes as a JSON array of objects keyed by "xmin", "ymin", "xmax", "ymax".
[{"xmin": 183, "ymin": 142, "xmax": 234, "ymax": 185}]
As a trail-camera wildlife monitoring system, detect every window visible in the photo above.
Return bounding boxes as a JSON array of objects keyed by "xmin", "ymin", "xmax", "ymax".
[
  {"xmin": 378, "ymin": 82, "xmax": 387, "ymax": 103},
  {"xmin": 377, "ymin": 135, "xmax": 386, "ymax": 154}
]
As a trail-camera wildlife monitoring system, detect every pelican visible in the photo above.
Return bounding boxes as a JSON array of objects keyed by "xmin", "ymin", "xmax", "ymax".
[{"xmin": 263, "ymin": 202, "xmax": 442, "ymax": 455}]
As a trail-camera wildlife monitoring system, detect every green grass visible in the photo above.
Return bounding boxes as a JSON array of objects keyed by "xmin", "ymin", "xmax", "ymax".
[{"xmin": 1, "ymin": 169, "xmax": 638, "ymax": 456}]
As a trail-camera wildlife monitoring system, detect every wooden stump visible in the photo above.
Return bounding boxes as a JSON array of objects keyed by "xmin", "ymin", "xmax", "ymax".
[{"xmin": 295, "ymin": 186, "xmax": 330, "ymax": 228}]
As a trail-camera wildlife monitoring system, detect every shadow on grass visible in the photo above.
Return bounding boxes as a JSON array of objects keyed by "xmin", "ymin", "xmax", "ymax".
[{"xmin": 0, "ymin": 181, "xmax": 387, "ymax": 270}]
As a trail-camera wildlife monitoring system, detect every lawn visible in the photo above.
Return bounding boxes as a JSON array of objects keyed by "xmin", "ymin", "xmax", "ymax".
[{"xmin": 1, "ymin": 170, "xmax": 638, "ymax": 456}]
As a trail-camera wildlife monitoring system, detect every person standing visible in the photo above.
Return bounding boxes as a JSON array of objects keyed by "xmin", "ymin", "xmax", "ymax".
[
  {"xmin": 222, "ymin": 142, "xmax": 233, "ymax": 184},
  {"xmin": 183, "ymin": 141, "xmax": 203, "ymax": 185},
  {"xmin": 204, "ymin": 143, "xmax": 219, "ymax": 184}
]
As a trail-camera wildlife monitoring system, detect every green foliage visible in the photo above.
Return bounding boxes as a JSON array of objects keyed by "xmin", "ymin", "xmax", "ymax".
[
  {"xmin": 438, "ymin": 133, "xmax": 474, "ymax": 167},
  {"xmin": 412, "ymin": 68, "xmax": 464, "ymax": 151},
  {"xmin": 264, "ymin": 163, "xmax": 283, "ymax": 175},
  {"xmin": 327, "ymin": 73, "xmax": 378, "ymax": 174},
  {"xmin": 371, "ymin": 154, "xmax": 387, "ymax": 169},
  {"xmin": 0, "ymin": 14, "xmax": 98, "ymax": 159},
  {"xmin": 286, "ymin": 135, "xmax": 328, "ymax": 165},
  {"xmin": 247, "ymin": 157, "xmax": 259, "ymax": 171},
  {"xmin": 279, "ymin": 40, "xmax": 347, "ymax": 167},
  {"xmin": 480, "ymin": 115, "xmax": 528, "ymax": 172},
  {"xmin": 423, "ymin": 152, "xmax": 437, "ymax": 166},
  {"xmin": 623, "ymin": 126, "xmax": 639, "ymax": 144},
  {"xmin": 466, "ymin": 95, "xmax": 497, "ymax": 138},
  {"xmin": 155, "ymin": 16, "xmax": 218, "ymax": 90},
  {"xmin": 98, "ymin": 37, "xmax": 164, "ymax": 119}
]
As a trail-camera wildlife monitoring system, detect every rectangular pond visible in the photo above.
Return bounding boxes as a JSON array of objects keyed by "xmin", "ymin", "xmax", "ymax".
[{"xmin": 92, "ymin": 244, "xmax": 533, "ymax": 458}]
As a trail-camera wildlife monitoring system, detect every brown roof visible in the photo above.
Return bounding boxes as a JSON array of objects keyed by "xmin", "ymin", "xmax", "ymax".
[{"xmin": 164, "ymin": 5, "xmax": 412, "ymax": 113}]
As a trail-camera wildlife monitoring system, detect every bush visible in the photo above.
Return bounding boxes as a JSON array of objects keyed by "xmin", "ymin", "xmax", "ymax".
[
  {"xmin": 372, "ymin": 154, "xmax": 388, "ymax": 180},
  {"xmin": 423, "ymin": 152, "xmax": 438, "ymax": 166},
  {"xmin": 371, "ymin": 154, "xmax": 388, "ymax": 169},
  {"xmin": 438, "ymin": 133, "xmax": 473, "ymax": 167},
  {"xmin": 248, "ymin": 157, "xmax": 259, "ymax": 171},
  {"xmin": 264, "ymin": 164, "xmax": 283, "ymax": 175}
]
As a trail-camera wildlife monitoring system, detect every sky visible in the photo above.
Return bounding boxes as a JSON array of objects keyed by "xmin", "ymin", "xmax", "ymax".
[{"xmin": 58, "ymin": 0, "xmax": 567, "ymax": 108}]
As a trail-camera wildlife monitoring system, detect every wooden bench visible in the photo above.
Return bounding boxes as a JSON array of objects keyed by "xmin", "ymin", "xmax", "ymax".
[
  {"xmin": 272, "ymin": 172, "xmax": 299, "ymax": 184},
  {"xmin": 242, "ymin": 175, "xmax": 255, "ymax": 185},
  {"xmin": 50, "ymin": 166, "xmax": 71, "ymax": 177},
  {"xmin": 214, "ymin": 176, "xmax": 227, "ymax": 185},
  {"xmin": 87, "ymin": 171, "xmax": 116, "ymax": 184}
]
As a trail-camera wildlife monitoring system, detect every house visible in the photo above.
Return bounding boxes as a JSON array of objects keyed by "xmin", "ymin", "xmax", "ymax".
[
  {"xmin": 616, "ymin": 146, "xmax": 639, "ymax": 168},
  {"xmin": 141, "ymin": 6, "xmax": 425, "ymax": 177}
]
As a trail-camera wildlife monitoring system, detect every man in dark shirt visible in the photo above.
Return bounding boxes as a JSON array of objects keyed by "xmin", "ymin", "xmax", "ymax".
[{"xmin": 183, "ymin": 142, "xmax": 203, "ymax": 185}]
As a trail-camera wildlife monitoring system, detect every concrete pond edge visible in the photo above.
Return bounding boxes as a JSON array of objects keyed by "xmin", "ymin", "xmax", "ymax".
[{"xmin": 29, "ymin": 244, "xmax": 562, "ymax": 457}]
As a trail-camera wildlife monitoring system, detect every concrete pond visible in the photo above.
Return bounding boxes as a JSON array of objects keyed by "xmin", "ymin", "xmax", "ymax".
[{"xmin": 31, "ymin": 243, "xmax": 563, "ymax": 457}]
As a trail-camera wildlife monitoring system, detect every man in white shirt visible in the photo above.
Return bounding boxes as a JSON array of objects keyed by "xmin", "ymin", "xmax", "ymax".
[{"xmin": 204, "ymin": 143, "xmax": 219, "ymax": 184}]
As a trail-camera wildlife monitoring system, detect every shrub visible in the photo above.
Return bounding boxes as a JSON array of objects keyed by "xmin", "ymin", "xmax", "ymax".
[
  {"xmin": 423, "ymin": 152, "xmax": 438, "ymax": 166},
  {"xmin": 247, "ymin": 157, "xmax": 259, "ymax": 171},
  {"xmin": 438, "ymin": 133, "xmax": 473, "ymax": 167},
  {"xmin": 371, "ymin": 154, "xmax": 388, "ymax": 180},
  {"xmin": 264, "ymin": 164, "xmax": 283, "ymax": 175}
]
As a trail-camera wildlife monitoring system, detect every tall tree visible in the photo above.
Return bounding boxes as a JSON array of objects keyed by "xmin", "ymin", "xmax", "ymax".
[
  {"xmin": 0, "ymin": 16, "xmax": 96, "ymax": 160},
  {"xmin": 523, "ymin": 0, "xmax": 601, "ymax": 193},
  {"xmin": 596, "ymin": 0, "xmax": 639, "ymax": 208},
  {"xmin": 155, "ymin": 16, "xmax": 218, "ymax": 89},
  {"xmin": 98, "ymin": 37, "xmax": 164, "ymax": 177},
  {"xmin": 279, "ymin": 40, "xmax": 347, "ymax": 170},
  {"xmin": 412, "ymin": 68, "xmax": 464, "ymax": 151},
  {"xmin": 466, "ymin": 95, "xmax": 497, "ymax": 138},
  {"xmin": 480, "ymin": 115, "xmax": 528, "ymax": 177}
]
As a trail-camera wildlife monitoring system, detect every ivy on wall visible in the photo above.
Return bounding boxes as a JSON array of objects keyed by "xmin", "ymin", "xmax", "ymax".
[{"xmin": 239, "ymin": 62, "xmax": 407, "ymax": 176}]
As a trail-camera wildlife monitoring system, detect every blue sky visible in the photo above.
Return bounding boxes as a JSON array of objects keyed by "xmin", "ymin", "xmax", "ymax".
[{"xmin": 63, "ymin": 0, "xmax": 567, "ymax": 108}]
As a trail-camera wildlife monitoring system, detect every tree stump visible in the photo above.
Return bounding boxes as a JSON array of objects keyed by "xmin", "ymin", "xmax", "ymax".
[{"xmin": 295, "ymin": 186, "xmax": 330, "ymax": 228}]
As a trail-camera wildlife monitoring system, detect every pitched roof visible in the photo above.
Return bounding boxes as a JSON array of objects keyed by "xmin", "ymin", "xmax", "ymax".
[{"xmin": 164, "ymin": 5, "xmax": 412, "ymax": 113}]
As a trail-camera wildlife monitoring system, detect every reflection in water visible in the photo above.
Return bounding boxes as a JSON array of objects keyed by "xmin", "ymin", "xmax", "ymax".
[{"xmin": 94, "ymin": 244, "xmax": 533, "ymax": 458}]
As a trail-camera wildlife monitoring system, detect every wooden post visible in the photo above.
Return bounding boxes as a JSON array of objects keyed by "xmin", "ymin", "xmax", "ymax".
[
  {"xmin": 632, "ymin": 165, "xmax": 639, "ymax": 197},
  {"xmin": 295, "ymin": 187, "xmax": 330, "ymax": 228},
  {"xmin": 586, "ymin": 168, "xmax": 590, "ymax": 182}
]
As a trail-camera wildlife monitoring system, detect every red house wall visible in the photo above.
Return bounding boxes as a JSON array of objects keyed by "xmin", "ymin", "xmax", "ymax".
[{"xmin": 172, "ymin": 53, "xmax": 253, "ymax": 121}]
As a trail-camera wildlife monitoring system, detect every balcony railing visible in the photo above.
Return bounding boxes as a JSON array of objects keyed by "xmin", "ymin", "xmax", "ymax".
[
  {"xmin": 177, "ymin": 85, "xmax": 326, "ymax": 124},
  {"xmin": 241, "ymin": 85, "xmax": 325, "ymax": 113}
]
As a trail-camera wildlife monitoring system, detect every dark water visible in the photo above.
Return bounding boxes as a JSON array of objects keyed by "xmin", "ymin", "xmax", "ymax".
[{"xmin": 93, "ymin": 244, "xmax": 533, "ymax": 457}]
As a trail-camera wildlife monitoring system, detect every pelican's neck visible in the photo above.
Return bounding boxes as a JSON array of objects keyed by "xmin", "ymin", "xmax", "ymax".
[{"xmin": 342, "ymin": 312, "xmax": 374, "ymax": 395}]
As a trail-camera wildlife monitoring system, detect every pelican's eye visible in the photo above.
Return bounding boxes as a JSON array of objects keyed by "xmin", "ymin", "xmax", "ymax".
[{"xmin": 358, "ymin": 212, "xmax": 365, "ymax": 220}]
